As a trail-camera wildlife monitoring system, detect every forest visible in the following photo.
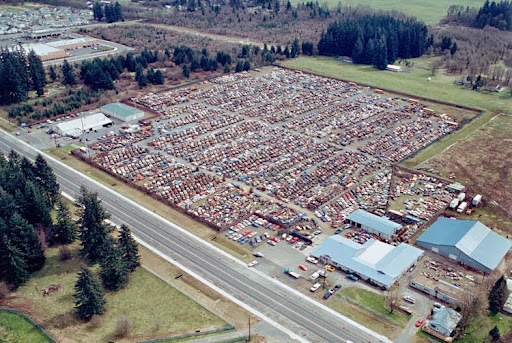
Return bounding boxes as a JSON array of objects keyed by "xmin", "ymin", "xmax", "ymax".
[
  {"xmin": 442, "ymin": 1, "xmax": 512, "ymax": 31},
  {"xmin": 317, "ymin": 15, "xmax": 429, "ymax": 69}
]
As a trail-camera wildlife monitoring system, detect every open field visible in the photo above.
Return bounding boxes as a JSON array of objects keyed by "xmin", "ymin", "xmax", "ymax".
[
  {"xmin": 0, "ymin": 311, "xmax": 53, "ymax": 343},
  {"xmin": 281, "ymin": 57, "xmax": 512, "ymax": 114},
  {"xmin": 288, "ymin": 0, "xmax": 486, "ymax": 25},
  {"xmin": 2, "ymin": 244, "xmax": 230, "ymax": 342}
]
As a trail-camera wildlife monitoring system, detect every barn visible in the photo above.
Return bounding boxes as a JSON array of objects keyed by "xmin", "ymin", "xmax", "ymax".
[{"xmin": 416, "ymin": 217, "xmax": 511, "ymax": 273}]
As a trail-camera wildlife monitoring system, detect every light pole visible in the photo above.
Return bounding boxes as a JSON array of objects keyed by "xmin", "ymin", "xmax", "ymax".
[{"xmin": 79, "ymin": 112, "xmax": 89, "ymax": 157}]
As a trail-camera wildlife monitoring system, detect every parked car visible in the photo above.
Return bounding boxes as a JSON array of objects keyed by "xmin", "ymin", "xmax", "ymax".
[
  {"xmin": 325, "ymin": 265, "xmax": 336, "ymax": 272},
  {"xmin": 404, "ymin": 295, "xmax": 416, "ymax": 304},
  {"xmin": 433, "ymin": 302, "xmax": 442, "ymax": 309},
  {"xmin": 346, "ymin": 274, "xmax": 358, "ymax": 281},
  {"xmin": 247, "ymin": 260, "xmax": 259, "ymax": 267},
  {"xmin": 334, "ymin": 228, "xmax": 343, "ymax": 234},
  {"xmin": 306, "ymin": 256, "xmax": 319, "ymax": 264},
  {"xmin": 253, "ymin": 252, "xmax": 264, "ymax": 258},
  {"xmin": 310, "ymin": 283, "xmax": 321, "ymax": 292},
  {"xmin": 323, "ymin": 291, "xmax": 332, "ymax": 300},
  {"xmin": 313, "ymin": 230, "xmax": 323, "ymax": 235},
  {"xmin": 267, "ymin": 240, "xmax": 276, "ymax": 246},
  {"xmin": 415, "ymin": 318, "xmax": 424, "ymax": 327},
  {"xmin": 298, "ymin": 265, "xmax": 307, "ymax": 271}
]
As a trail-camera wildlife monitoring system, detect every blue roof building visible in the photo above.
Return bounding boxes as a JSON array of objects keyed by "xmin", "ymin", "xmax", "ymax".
[
  {"xmin": 417, "ymin": 217, "xmax": 511, "ymax": 273},
  {"xmin": 428, "ymin": 307, "xmax": 461, "ymax": 337},
  {"xmin": 346, "ymin": 209, "xmax": 402, "ymax": 240},
  {"xmin": 101, "ymin": 103, "xmax": 144, "ymax": 122},
  {"xmin": 311, "ymin": 236, "xmax": 423, "ymax": 289}
]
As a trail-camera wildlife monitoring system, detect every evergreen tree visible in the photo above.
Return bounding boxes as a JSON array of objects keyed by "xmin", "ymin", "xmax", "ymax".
[
  {"xmin": 283, "ymin": 45, "xmax": 290, "ymax": 58},
  {"xmin": 61, "ymin": 60, "xmax": 76, "ymax": 86},
  {"xmin": 100, "ymin": 244, "xmax": 129, "ymax": 290},
  {"xmin": 182, "ymin": 64, "xmax": 190, "ymax": 78},
  {"xmin": 243, "ymin": 60, "xmax": 251, "ymax": 71},
  {"xmin": 118, "ymin": 225, "xmax": 140, "ymax": 272},
  {"xmin": 27, "ymin": 50, "xmax": 46, "ymax": 97},
  {"xmin": 0, "ymin": 234, "xmax": 29, "ymax": 288},
  {"xmin": 489, "ymin": 276, "xmax": 509, "ymax": 313},
  {"xmin": 54, "ymin": 197, "xmax": 78, "ymax": 244},
  {"xmin": 9, "ymin": 213, "xmax": 45, "ymax": 273},
  {"xmin": 23, "ymin": 181, "xmax": 52, "ymax": 227},
  {"xmin": 93, "ymin": 2, "xmax": 104, "ymax": 21},
  {"xmin": 291, "ymin": 38, "xmax": 300, "ymax": 58},
  {"xmin": 352, "ymin": 36, "xmax": 364, "ymax": 64},
  {"xmin": 135, "ymin": 64, "xmax": 148, "ymax": 88},
  {"xmin": 34, "ymin": 154, "xmax": 60, "ymax": 207},
  {"xmin": 77, "ymin": 187, "xmax": 113, "ymax": 262},
  {"xmin": 489, "ymin": 325, "xmax": 500, "ymax": 341},
  {"xmin": 49, "ymin": 66, "xmax": 58, "ymax": 82},
  {"xmin": 73, "ymin": 266, "xmax": 105, "ymax": 320},
  {"xmin": 113, "ymin": 1, "xmax": 122, "ymax": 21},
  {"xmin": 373, "ymin": 36, "xmax": 388, "ymax": 70}
]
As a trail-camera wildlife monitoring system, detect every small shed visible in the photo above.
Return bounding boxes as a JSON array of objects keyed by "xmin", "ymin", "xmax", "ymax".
[
  {"xmin": 101, "ymin": 103, "xmax": 144, "ymax": 122},
  {"xmin": 428, "ymin": 307, "xmax": 461, "ymax": 337}
]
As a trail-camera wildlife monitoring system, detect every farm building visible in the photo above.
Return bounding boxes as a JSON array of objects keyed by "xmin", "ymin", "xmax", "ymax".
[
  {"xmin": 386, "ymin": 64, "xmax": 402, "ymax": 72},
  {"xmin": 101, "ymin": 103, "xmax": 144, "ymax": 122},
  {"xmin": 428, "ymin": 307, "xmax": 461, "ymax": 338},
  {"xmin": 416, "ymin": 218, "xmax": 511, "ymax": 273},
  {"xmin": 54, "ymin": 112, "xmax": 112, "ymax": 137},
  {"xmin": 311, "ymin": 236, "xmax": 423, "ymax": 289},
  {"xmin": 345, "ymin": 209, "xmax": 402, "ymax": 240}
]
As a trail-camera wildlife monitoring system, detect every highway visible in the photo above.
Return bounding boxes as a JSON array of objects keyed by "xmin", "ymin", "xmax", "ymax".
[{"xmin": 0, "ymin": 131, "xmax": 393, "ymax": 343}]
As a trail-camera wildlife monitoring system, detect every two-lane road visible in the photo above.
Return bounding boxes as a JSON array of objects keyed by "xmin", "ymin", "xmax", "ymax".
[{"xmin": 0, "ymin": 131, "xmax": 392, "ymax": 343}]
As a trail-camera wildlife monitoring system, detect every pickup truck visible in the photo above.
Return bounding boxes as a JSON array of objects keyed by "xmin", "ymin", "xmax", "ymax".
[{"xmin": 284, "ymin": 268, "xmax": 300, "ymax": 279}]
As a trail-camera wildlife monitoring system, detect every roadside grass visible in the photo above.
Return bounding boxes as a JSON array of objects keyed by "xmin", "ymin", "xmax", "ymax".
[
  {"xmin": 0, "ymin": 311, "xmax": 53, "ymax": 343},
  {"xmin": 340, "ymin": 288, "xmax": 410, "ymax": 327},
  {"xmin": 0, "ymin": 119, "xmax": 17, "ymax": 132},
  {"xmin": 280, "ymin": 56, "xmax": 512, "ymax": 115},
  {"xmin": 3, "ymin": 244, "xmax": 229, "ymax": 343},
  {"xmin": 288, "ymin": 0, "xmax": 486, "ymax": 25},
  {"xmin": 45, "ymin": 146, "xmax": 251, "ymax": 260}
]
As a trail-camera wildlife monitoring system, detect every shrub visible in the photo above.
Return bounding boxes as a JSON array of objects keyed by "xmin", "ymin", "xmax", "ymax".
[
  {"xmin": 116, "ymin": 315, "xmax": 134, "ymax": 337},
  {"xmin": 0, "ymin": 282, "xmax": 10, "ymax": 299},
  {"xmin": 89, "ymin": 314, "xmax": 103, "ymax": 328},
  {"xmin": 58, "ymin": 246, "xmax": 73, "ymax": 261}
]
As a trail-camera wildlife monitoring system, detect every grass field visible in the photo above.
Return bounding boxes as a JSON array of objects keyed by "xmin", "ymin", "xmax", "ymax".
[
  {"xmin": 281, "ymin": 57, "xmax": 512, "ymax": 115},
  {"xmin": 46, "ymin": 147, "xmax": 251, "ymax": 260},
  {"xmin": 3, "ymin": 244, "xmax": 229, "ymax": 342},
  {"xmin": 289, "ymin": 0, "xmax": 486, "ymax": 25},
  {"xmin": 0, "ymin": 311, "xmax": 53, "ymax": 343}
]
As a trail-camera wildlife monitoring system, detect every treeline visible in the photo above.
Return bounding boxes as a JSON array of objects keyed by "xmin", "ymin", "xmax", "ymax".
[
  {"xmin": 318, "ymin": 14, "xmax": 429, "ymax": 69},
  {"xmin": 443, "ymin": 1, "xmax": 512, "ymax": 31},
  {"xmin": 93, "ymin": 1, "xmax": 123, "ymax": 23},
  {"xmin": 0, "ymin": 49, "xmax": 46, "ymax": 105},
  {"xmin": 0, "ymin": 151, "xmax": 141, "ymax": 320}
]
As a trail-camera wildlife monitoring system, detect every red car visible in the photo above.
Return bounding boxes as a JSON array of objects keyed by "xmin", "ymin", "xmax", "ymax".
[
  {"xmin": 415, "ymin": 318, "xmax": 424, "ymax": 327},
  {"xmin": 298, "ymin": 265, "xmax": 308, "ymax": 271}
]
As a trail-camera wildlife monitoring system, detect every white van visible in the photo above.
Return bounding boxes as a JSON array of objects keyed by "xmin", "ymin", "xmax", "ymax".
[{"xmin": 310, "ymin": 283, "xmax": 321, "ymax": 292}]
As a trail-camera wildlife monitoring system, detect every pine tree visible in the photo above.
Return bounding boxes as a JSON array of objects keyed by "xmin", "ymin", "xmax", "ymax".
[
  {"xmin": 135, "ymin": 64, "xmax": 148, "ymax": 88},
  {"xmin": 23, "ymin": 181, "xmax": 52, "ymax": 227},
  {"xmin": 77, "ymin": 187, "xmax": 113, "ymax": 262},
  {"xmin": 352, "ymin": 36, "xmax": 364, "ymax": 64},
  {"xmin": 100, "ymin": 244, "xmax": 129, "ymax": 291},
  {"xmin": 9, "ymin": 213, "xmax": 45, "ymax": 273},
  {"xmin": 93, "ymin": 2, "xmax": 104, "ymax": 21},
  {"xmin": 0, "ymin": 234, "xmax": 29, "ymax": 288},
  {"xmin": 61, "ymin": 60, "xmax": 76, "ymax": 86},
  {"xmin": 74, "ymin": 266, "xmax": 106, "ymax": 320},
  {"xmin": 49, "ymin": 65, "xmax": 57, "ymax": 82},
  {"xmin": 54, "ymin": 197, "xmax": 78, "ymax": 244},
  {"xmin": 489, "ymin": 325, "xmax": 500, "ymax": 341},
  {"xmin": 291, "ymin": 38, "xmax": 300, "ymax": 58},
  {"xmin": 118, "ymin": 225, "xmax": 140, "ymax": 272},
  {"xmin": 113, "ymin": 2, "xmax": 122, "ymax": 21},
  {"xmin": 34, "ymin": 154, "xmax": 60, "ymax": 206},
  {"xmin": 182, "ymin": 64, "xmax": 190, "ymax": 78},
  {"xmin": 489, "ymin": 276, "xmax": 509, "ymax": 313},
  {"xmin": 27, "ymin": 50, "xmax": 46, "ymax": 97}
]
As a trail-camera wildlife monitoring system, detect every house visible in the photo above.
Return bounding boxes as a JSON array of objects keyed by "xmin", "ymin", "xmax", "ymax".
[
  {"xmin": 416, "ymin": 218, "xmax": 511, "ymax": 273},
  {"xmin": 428, "ymin": 307, "xmax": 461, "ymax": 337}
]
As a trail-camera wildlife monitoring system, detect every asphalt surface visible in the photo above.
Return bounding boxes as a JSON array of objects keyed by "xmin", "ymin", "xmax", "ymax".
[{"xmin": 0, "ymin": 131, "xmax": 393, "ymax": 343}]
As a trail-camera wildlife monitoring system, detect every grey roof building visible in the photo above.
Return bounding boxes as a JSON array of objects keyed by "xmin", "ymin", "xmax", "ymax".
[
  {"xmin": 101, "ymin": 103, "xmax": 144, "ymax": 122},
  {"xmin": 311, "ymin": 236, "xmax": 423, "ymax": 289},
  {"xmin": 428, "ymin": 307, "xmax": 461, "ymax": 337},
  {"xmin": 417, "ymin": 218, "xmax": 511, "ymax": 273},
  {"xmin": 345, "ymin": 209, "xmax": 402, "ymax": 240}
]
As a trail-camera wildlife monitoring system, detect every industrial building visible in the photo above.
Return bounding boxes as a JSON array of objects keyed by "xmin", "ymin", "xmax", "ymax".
[
  {"xmin": 53, "ymin": 113, "xmax": 112, "ymax": 137},
  {"xmin": 417, "ymin": 218, "xmax": 512, "ymax": 273},
  {"xmin": 21, "ymin": 43, "xmax": 67, "ymax": 61},
  {"xmin": 345, "ymin": 209, "xmax": 402, "ymax": 240},
  {"xmin": 47, "ymin": 37, "xmax": 98, "ymax": 50},
  {"xmin": 410, "ymin": 274, "xmax": 465, "ymax": 304},
  {"xmin": 311, "ymin": 236, "xmax": 423, "ymax": 289},
  {"xmin": 100, "ymin": 103, "xmax": 145, "ymax": 122}
]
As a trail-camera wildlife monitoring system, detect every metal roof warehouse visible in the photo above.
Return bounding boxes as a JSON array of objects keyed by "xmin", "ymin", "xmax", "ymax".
[
  {"xmin": 101, "ymin": 103, "xmax": 144, "ymax": 122},
  {"xmin": 53, "ymin": 112, "xmax": 112, "ymax": 137},
  {"xmin": 311, "ymin": 235, "xmax": 423, "ymax": 289},
  {"xmin": 417, "ymin": 217, "xmax": 512, "ymax": 273},
  {"xmin": 346, "ymin": 209, "xmax": 402, "ymax": 240}
]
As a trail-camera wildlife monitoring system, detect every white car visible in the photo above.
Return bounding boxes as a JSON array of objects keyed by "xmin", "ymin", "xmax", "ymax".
[
  {"xmin": 267, "ymin": 240, "xmax": 276, "ymax": 246},
  {"xmin": 253, "ymin": 252, "xmax": 264, "ymax": 258},
  {"xmin": 404, "ymin": 295, "xmax": 416, "ymax": 304},
  {"xmin": 310, "ymin": 283, "xmax": 321, "ymax": 292},
  {"xmin": 306, "ymin": 256, "xmax": 319, "ymax": 264},
  {"xmin": 247, "ymin": 260, "xmax": 259, "ymax": 267}
]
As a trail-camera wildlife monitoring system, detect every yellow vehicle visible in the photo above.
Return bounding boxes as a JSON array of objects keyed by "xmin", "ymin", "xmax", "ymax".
[{"xmin": 324, "ymin": 265, "xmax": 336, "ymax": 272}]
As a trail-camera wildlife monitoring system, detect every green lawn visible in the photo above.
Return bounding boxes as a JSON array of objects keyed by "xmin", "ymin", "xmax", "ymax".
[
  {"xmin": 281, "ymin": 56, "xmax": 512, "ymax": 115},
  {"xmin": 290, "ymin": 0, "xmax": 486, "ymax": 25},
  {"xmin": 0, "ymin": 311, "xmax": 53, "ymax": 343},
  {"xmin": 340, "ymin": 288, "xmax": 410, "ymax": 327},
  {"xmin": 4, "ymin": 244, "xmax": 229, "ymax": 342}
]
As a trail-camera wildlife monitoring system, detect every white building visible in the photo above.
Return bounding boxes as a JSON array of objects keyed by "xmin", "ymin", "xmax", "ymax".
[{"xmin": 53, "ymin": 112, "xmax": 112, "ymax": 137}]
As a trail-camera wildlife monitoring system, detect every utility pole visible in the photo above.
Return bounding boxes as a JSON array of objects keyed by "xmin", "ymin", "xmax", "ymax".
[
  {"xmin": 248, "ymin": 317, "xmax": 251, "ymax": 342},
  {"xmin": 80, "ymin": 112, "xmax": 89, "ymax": 157}
]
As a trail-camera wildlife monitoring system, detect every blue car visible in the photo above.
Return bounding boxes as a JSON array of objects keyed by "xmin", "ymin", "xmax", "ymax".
[
  {"xmin": 346, "ymin": 274, "xmax": 358, "ymax": 281},
  {"xmin": 225, "ymin": 230, "xmax": 234, "ymax": 237},
  {"xmin": 334, "ymin": 229, "xmax": 343, "ymax": 235}
]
